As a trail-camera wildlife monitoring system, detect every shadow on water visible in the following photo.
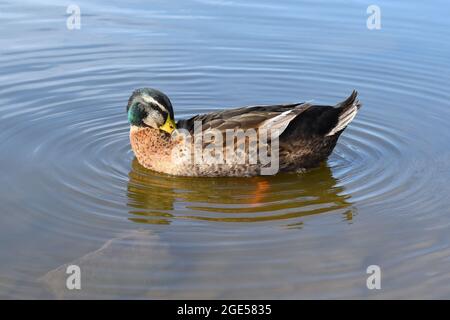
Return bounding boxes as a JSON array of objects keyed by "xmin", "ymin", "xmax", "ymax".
[{"xmin": 126, "ymin": 158, "xmax": 354, "ymax": 226}]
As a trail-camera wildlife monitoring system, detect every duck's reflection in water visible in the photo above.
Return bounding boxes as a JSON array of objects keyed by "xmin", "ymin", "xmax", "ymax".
[
  {"xmin": 40, "ymin": 160, "xmax": 354, "ymax": 299},
  {"xmin": 127, "ymin": 158, "xmax": 353, "ymax": 226}
]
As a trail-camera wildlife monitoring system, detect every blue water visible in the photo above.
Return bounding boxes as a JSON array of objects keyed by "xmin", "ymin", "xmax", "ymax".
[{"xmin": 0, "ymin": 0, "xmax": 450, "ymax": 298}]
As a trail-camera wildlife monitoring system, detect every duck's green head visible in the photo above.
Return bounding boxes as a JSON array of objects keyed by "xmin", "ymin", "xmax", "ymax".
[{"xmin": 126, "ymin": 88, "xmax": 176, "ymax": 134}]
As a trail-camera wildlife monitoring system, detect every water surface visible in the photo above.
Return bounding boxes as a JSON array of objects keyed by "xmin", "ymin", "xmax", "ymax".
[{"xmin": 1, "ymin": 0, "xmax": 450, "ymax": 299}]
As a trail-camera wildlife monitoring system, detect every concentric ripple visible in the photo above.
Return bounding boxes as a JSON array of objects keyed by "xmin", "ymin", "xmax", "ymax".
[{"xmin": 1, "ymin": 0, "xmax": 450, "ymax": 299}]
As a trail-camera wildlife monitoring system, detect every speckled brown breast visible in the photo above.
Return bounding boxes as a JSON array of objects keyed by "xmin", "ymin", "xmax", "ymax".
[{"xmin": 129, "ymin": 127, "xmax": 180, "ymax": 175}]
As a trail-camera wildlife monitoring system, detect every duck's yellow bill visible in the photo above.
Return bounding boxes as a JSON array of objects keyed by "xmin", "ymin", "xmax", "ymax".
[{"xmin": 159, "ymin": 114, "xmax": 176, "ymax": 134}]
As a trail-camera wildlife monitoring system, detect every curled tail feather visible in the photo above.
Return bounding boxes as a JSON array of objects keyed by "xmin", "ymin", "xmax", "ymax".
[{"xmin": 326, "ymin": 90, "xmax": 362, "ymax": 136}]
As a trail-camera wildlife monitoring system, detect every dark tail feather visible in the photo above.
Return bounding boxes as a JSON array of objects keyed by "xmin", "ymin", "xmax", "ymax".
[
  {"xmin": 336, "ymin": 90, "xmax": 361, "ymax": 109},
  {"xmin": 326, "ymin": 90, "xmax": 361, "ymax": 136},
  {"xmin": 280, "ymin": 90, "xmax": 362, "ymax": 140}
]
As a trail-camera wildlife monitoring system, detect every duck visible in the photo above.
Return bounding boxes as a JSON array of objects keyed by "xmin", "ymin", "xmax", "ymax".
[{"xmin": 127, "ymin": 88, "xmax": 361, "ymax": 177}]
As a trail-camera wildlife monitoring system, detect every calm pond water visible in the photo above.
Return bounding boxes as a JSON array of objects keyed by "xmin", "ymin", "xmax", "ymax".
[{"xmin": 1, "ymin": 0, "xmax": 450, "ymax": 299}]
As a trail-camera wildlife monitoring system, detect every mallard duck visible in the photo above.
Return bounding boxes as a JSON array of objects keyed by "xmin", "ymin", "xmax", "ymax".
[{"xmin": 127, "ymin": 88, "xmax": 361, "ymax": 177}]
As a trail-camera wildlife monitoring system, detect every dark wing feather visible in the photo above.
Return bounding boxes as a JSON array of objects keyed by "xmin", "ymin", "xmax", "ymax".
[{"xmin": 176, "ymin": 103, "xmax": 308, "ymax": 134}]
